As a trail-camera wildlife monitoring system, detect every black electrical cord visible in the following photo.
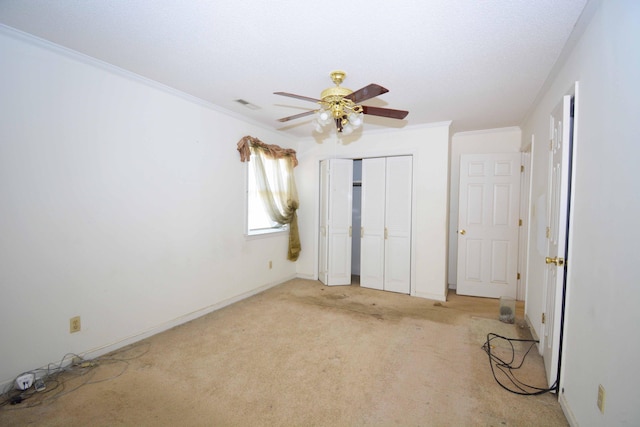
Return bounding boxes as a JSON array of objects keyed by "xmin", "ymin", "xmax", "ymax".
[
  {"xmin": 1, "ymin": 342, "xmax": 149, "ymax": 409},
  {"xmin": 482, "ymin": 332, "xmax": 557, "ymax": 395}
]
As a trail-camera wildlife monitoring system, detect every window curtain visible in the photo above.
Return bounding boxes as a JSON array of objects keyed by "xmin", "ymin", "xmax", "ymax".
[{"xmin": 237, "ymin": 136, "xmax": 301, "ymax": 261}]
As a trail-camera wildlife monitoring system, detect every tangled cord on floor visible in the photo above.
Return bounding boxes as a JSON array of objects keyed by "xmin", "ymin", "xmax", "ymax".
[
  {"xmin": 482, "ymin": 332, "xmax": 557, "ymax": 395},
  {"xmin": 0, "ymin": 342, "xmax": 150, "ymax": 409}
]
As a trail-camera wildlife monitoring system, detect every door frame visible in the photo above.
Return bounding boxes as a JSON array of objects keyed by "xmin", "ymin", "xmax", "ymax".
[
  {"xmin": 518, "ymin": 150, "xmax": 532, "ymax": 301},
  {"xmin": 542, "ymin": 82, "xmax": 579, "ymax": 392}
]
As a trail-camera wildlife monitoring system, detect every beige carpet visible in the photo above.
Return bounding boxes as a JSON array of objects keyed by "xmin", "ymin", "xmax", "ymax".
[{"xmin": 0, "ymin": 279, "xmax": 567, "ymax": 426}]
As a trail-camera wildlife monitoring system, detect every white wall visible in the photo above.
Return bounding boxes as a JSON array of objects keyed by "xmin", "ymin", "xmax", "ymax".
[
  {"xmin": 0, "ymin": 28, "xmax": 297, "ymax": 386},
  {"xmin": 294, "ymin": 123, "xmax": 451, "ymax": 301},
  {"xmin": 522, "ymin": 1, "xmax": 640, "ymax": 425},
  {"xmin": 447, "ymin": 127, "xmax": 522, "ymax": 288}
]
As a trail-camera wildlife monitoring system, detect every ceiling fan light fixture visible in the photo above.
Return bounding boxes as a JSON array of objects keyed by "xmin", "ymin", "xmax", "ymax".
[
  {"xmin": 275, "ymin": 70, "xmax": 408, "ymax": 134},
  {"xmin": 348, "ymin": 112, "xmax": 363, "ymax": 127},
  {"xmin": 315, "ymin": 94, "xmax": 364, "ymax": 133},
  {"xmin": 341, "ymin": 123, "xmax": 354, "ymax": 135},
  {"xmin": 318, "ymin": 109, "xmax": 331, "ymax": 123}
]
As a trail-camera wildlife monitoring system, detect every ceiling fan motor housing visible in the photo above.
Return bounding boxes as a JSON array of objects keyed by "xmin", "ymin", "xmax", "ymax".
[{"xmin": 320, "ymin": 86, "xmax": 352, "ymax": 100}]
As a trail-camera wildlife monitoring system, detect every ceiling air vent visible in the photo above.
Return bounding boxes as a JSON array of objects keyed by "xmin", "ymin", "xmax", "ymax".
[{"xmin": 235, "ymin": 99, "xmax": 260, "ymax": 110}]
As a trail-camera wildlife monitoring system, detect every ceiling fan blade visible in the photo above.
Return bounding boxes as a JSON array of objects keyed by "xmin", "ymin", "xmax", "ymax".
[
  {"xmin": 277, "ymin": 110, "xmax": 318, "ymax": 122},
  {"xmin": 362, "ymin": 105, "xmax": 409, "ymax": 120},
  {"xmin": 274, "ymin": 92, "xmax": 321, "ymax": 103},
  {"xmin": 344, "ymin": 84, "xmax": 389, "ymax": 103}
]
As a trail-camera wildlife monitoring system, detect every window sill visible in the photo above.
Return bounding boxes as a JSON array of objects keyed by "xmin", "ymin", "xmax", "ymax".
[{"xmin": 245, "ymin": 228, "xmax": 289, "ymax": 240}]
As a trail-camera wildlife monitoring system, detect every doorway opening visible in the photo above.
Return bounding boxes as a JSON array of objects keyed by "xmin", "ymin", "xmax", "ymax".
[{"xmin": 351, "ymin": 159, "xmax": 362, "ymax": 286}]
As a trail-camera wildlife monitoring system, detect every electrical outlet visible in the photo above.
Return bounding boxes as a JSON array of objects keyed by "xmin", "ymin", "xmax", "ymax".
[
  {"xmin": 15, "ymin": 373, "xmax": 34, "ymax": 390},
  {"xmin": 597, "ymin": 384, "xmax": 605, "ymax": 413},
  {"xmin": 70, "ymin": 316, "xmax": 81, "ymax": 333},
  {"xmin": 268, "ymin": 260, "xmax": 272, "ymax": 269}
]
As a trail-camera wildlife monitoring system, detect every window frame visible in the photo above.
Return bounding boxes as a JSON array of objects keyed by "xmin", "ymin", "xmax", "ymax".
[{"xmin": 244, "ymin": 155, "xmax": 289, "ymax": 237}]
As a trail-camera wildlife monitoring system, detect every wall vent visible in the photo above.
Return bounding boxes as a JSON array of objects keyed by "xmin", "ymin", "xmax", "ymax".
[{"xmin": 235, "ymin": 99, "xmax": 260, "ymax": 110}]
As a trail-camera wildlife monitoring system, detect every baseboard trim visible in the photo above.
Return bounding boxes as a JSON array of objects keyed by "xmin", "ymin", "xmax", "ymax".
[
  {"xmin": 0, "ymin": 275, "xmax": 295, "ymax": 392},
  {"xmin": 525, "ymin": 313, "xmax": 540, "ymax": 341},
  {"xmin": 413, "ymin": 291, "xmax": 447, "ymax": 302},
  {"xmin": 558, "ymin": 392, "xmax": 578, "ymax": 426}
]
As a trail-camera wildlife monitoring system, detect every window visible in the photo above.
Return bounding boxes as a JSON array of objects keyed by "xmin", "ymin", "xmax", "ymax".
[
  {"xmin": 237, "ymin": 135, "xmax": 300, "ymax": 261},
  {"xmin": 246, "ymin": 151, "xmax": 288, "ymax": 235}
]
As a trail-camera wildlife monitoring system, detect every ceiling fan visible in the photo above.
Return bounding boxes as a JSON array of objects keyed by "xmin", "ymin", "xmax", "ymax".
[{"xmin": 274, "ymin": 70, "xmax": 409, "ymax": 134}]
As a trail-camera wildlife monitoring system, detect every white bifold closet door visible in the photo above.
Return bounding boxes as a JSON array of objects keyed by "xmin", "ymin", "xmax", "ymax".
[
  {"xmin": 360, "ymin": 156, "xmax": 412, "ymax": 294},
  {"xmin": 360, "ymin": 158, "xmax": 386, "ymax": 289},
  {"xmin": 318, "ymin": 159, "xmax": 353, "ymax": 286}
]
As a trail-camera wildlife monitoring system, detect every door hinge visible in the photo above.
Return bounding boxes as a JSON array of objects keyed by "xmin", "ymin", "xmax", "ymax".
[
  {"xmin": 542, "ymin": 313, "xmax": 546, "ymax": 324},
  {"xmin": 546, "ymin": 227, "xmax": 551, "ymax": 239},
  {"xmin": 519, "ymin": 219, "xmax": 523, "ymax": 226},
  {"xmin": 517, "ymin": 272, "xmax": 521, "ymax": 280},
  {"xmin": 349, "ymin": 226, "xmax": 352, "ymax": 237},
  {"xmin": 521, "ymin": 165, "xmax": 524, "ymax": 173}
]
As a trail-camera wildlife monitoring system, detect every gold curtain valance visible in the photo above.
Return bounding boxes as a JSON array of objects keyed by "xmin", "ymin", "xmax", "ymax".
[{"xmin": 237, "ymin": 135, "xmax": 298, "ymax": 167}]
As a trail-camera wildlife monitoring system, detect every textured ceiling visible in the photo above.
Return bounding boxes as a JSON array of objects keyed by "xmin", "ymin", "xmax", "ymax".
[{"xmin": 0, "ymin": 0, "xmax": 588, "ymax": 138}]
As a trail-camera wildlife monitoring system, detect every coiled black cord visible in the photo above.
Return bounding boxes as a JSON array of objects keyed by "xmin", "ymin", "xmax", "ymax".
[{"xmin": 482, "ymin": 332, "xmax": 557, "ymax": 395}]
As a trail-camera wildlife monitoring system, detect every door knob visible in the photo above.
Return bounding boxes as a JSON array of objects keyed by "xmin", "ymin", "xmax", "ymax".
[
  {"xmin": 545, "ymin": 256, "xmax": 565, "ymax": 266},
  {"xmin": 458, "ymin": 229, "xmax": 466, "ymax": 235}
]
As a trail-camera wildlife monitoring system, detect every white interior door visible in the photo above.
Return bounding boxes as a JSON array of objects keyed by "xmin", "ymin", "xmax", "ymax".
[
  {"xmin": 457, "ymin": 153, "xmax": 521, "ymax": 298},
  {"xmin": 360, "ymin": 158, "xmax": 386, "ymax": 290},
  {"xmin": 360, "ymin": 156, "xmax": 412, "ymax": 294},
  {"xmin": 322, "ymin": 158, "xmax": 353, "ymax": 286},
  {"xmin": 542, "ymin": 94, "xmax": 572, "ymax": 388},
  {"xmin": 383, "ymin": 156, "xmax": 412, "ymax": 294}
]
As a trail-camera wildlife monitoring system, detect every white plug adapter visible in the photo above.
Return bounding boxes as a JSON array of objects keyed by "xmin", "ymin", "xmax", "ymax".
[{"xmin": 15, "ymin": 373, "xmax": 35, "ymax": 390}]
